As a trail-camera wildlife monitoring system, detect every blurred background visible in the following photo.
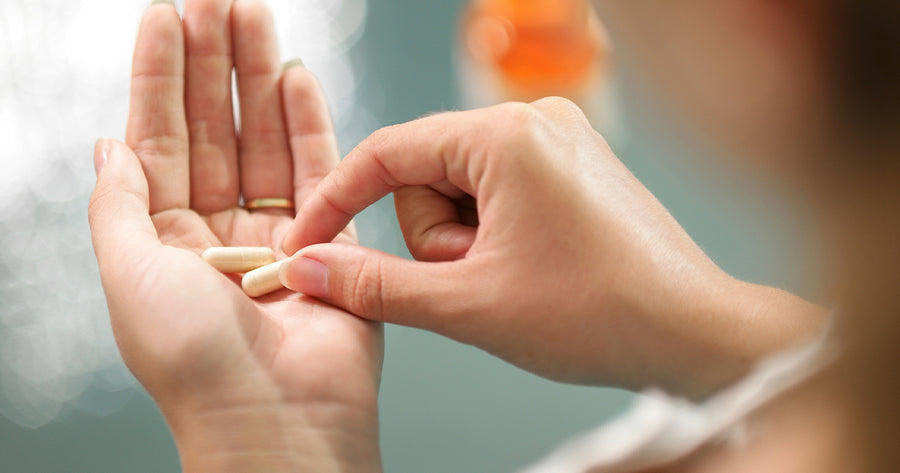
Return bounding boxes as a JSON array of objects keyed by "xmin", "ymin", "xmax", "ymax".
[{"xmin": 0, "ymin": 0, "xmax": 817, "ymax": 471}]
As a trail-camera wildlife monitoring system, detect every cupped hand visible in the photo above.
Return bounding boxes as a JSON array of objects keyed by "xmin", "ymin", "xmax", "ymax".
[
  {"xmin": 280, "ymin": 98, "xmax": 825, "ymax": 398},
  {"xmin": 88, "ymin": 1, "xmax": 381, "ymax": 471}
]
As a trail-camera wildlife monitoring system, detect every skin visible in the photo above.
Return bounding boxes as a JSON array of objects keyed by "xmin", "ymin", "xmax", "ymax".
[
  {"xmin": 89, "ymin": 1, "xmax": 382, "ymax": 471},
  {"xmin": 89, "ymin": 0, "xmax": 892, "ymax": 471},
  {"xmin": 591, "ymin": 0, "xmax": 833, "ymax": 178},
  {"xmin": 279, "ymin": 99, "xmax": 825, "ymax": 398}
]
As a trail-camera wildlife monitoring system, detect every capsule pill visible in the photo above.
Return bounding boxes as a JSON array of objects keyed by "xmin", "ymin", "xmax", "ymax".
[
  {"xmin": 202, "ymin": 247, "xmax": 276, "ymax": 273},
  {"xmin": 241, "ymin": 259, "xmax": 288, "ymax": 298}
]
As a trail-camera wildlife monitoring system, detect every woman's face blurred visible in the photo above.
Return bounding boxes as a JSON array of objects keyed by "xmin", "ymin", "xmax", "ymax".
[{"xmin": 595, "ymin": 0, "xmax": 830, "ymax": 177}]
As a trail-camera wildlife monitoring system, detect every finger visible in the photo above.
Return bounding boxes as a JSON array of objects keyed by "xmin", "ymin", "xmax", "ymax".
[
  {"xmin": 183, "ymin": 0, "xmax": 240, "ymax": 214},
  {"xmin": 279, "ymin": 244, "xmax": 479, "ymax": 335},
  {"xmin": 281, "ymin": 105, "xmax": 508, "ymax": 255},
  {"xmin": 89, "ymin": 139, "xmax": 162, "ymax": 282},
  {"xmin": 281, "ymin": 61, "xmax": 341, "ymax": 208},
  {"xmin": 126, "ymin": 1, "xmax": 190, "ymax": 214},
  {"xmin": 232, "ymin": 0, "xmax": 293, "ymax": 203},
  {"xmin": 394, "ymin": 185, "xmax": 477, "ymax": 261}
]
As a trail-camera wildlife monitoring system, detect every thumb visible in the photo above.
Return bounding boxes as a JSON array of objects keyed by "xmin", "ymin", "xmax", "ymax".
[
  {"xmin": 88, "ymin": 139, "xmax": 160, "ymax": 277},
  {"xmin": 279, "ymin": 243, "xmax": 478, "ymax": 333}
]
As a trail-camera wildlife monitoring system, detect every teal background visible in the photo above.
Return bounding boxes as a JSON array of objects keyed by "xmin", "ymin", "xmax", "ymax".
[{"xmin": 0, "ymin": 1, "xmax": 815, "ymax": 472}]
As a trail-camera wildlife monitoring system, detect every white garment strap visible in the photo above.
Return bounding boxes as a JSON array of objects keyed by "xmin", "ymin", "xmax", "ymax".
[{"xmin": 519, "ymin": 329, "xmax": 838, "ymax": 473}]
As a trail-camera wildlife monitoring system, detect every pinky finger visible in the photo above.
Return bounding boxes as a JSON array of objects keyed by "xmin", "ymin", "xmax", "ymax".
[{"xmin": 281, "ymin": 61, "xmax": 341, "ymax": 208}]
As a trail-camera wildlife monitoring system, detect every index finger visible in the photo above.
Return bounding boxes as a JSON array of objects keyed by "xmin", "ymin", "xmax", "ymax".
[{"xmin": 281, "ymin": 106, "xmax": 503, "ymax": 255}]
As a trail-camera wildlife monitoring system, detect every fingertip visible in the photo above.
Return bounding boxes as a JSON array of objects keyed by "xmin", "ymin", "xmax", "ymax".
[
  {"xmin": 140, "ymin": 0, "xmax": 182, "ymax": 33},
  {"xmin": 280, "ymin": 206, "xmax": 347, "ymax": 257},
  {"xmin": 279, "ymin": 254, "xmax": 330, "ymax": 300},
  {"xmin": 94, "ymin": 138, "xmax": 111, "ymax": 176},
  {"xmin": 280, "ymin": 222, "xmax": 301, "ymax": 256},
  {"xmin": 94, "ymin": 139, "xmax": 134, "ymax": 179},
  {"xmin": 104, "ymin": 139, "xmax": 130, "ymax": 163},
  {"xmin": 282, "ymin": 58, "xmax": 305, "ymax": 71},
  {"xmin": 149, "ymin": 0, "xmax": 176, "ymax": 8},
  {"xmin": 94, "ymin": 139, "xmax": 151, "ymax": 206}
]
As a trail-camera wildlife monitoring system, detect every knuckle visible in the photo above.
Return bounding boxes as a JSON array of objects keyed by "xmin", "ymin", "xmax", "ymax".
[
  {"xmin": 533, "ymin": 96, "xmax": 591, "ymax": 128},
  {"xmin": 362, "ymin": 125, "xmax": 399, "ymax": 153},
  {"xmin": 488, "ymin": 102, "xmax": 549, "ymax": 158},
  {"xmin": 345, "ymin": 255, "xmax": 386, "ymax": 320},
  {"xmin": 539, "ymin": 95, "xmax": 589, "ymax": 120},
  {"xmin": 534, "ymin": 95, "xmax": 577, "ymax": 111},
  {"xmin": 495, "ymin": 101, "xmax": 543, "ymax": 129}
]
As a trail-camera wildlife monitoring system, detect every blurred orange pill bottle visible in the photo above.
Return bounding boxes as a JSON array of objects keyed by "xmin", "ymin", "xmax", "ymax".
[{"xmin": 456, "ymin": 0, "xmax": 613, "ymax": 128}]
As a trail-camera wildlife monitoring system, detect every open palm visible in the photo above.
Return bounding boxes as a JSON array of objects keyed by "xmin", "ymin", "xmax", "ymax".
[{"xmin": 88, "ymin": 1, "xmax": 382, "ymax": 468}]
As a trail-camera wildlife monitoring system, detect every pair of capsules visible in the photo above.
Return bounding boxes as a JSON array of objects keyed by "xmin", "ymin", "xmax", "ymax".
[{"xmin": 201, "ymin": 247, "xmax": 287, "ymax": 297}]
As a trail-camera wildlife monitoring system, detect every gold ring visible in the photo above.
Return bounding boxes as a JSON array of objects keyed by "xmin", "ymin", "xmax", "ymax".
[{"xmin": 244, "ymin": 197, "xmax": 295, "ymax": 210}]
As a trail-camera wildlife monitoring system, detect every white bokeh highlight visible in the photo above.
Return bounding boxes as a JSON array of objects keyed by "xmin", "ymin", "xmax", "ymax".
[{"xmin": 0, "ymin": 0, "xmax": 380, "ymax": 428}]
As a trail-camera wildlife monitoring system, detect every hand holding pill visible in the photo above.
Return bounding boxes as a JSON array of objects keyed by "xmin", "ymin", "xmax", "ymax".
[
  {"xmin": 279, "ymin": 98, "xmax": 825, "ymax": 399},
  {"xmin": 88, "ymin": 1, "xmax": 382, "ymax": 470}
]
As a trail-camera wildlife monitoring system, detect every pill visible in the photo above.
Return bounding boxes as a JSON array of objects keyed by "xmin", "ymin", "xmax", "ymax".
[
  {"xmin": 202, "ymin": 247, "xmax": 276, "ymax": 273},
  {"xmin": 241, "ymin": 259, "xmax": 288, "ymax": 298}
]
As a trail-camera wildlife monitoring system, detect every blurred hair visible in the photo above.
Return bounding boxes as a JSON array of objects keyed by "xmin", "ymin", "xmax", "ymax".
[
  {"xmin": 829, "ymin": 2, "xmax": 899, "ymax": 471},
  {"xmin": 832, "ymin": 0, "xmax": 900, "ymax": 145}
]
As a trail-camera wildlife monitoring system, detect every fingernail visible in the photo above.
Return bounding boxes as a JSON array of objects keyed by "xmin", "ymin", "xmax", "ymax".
[
  {"xmin": 94, "ymin": 138, "xmax": 110, "ymax": 176},
  {"xmin": 150, "ymin": 0, "xmax": 175, "ymax": 7},
  {"xmin": 280, "ymin": 256, "xmax": 330, "ymax": 300},
  {"xmin": 282, "ymin": 58, "xmax": 306, "ymax": 71}
]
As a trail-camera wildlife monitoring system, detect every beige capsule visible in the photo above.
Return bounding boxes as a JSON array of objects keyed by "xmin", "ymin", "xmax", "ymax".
[
  {"xmin": 202, "ymin": 246, "xmax": 276, "ymax": 273},
  {"xmin": 241, "ymin": 259, "xmax": 288, "ymax": 298}
]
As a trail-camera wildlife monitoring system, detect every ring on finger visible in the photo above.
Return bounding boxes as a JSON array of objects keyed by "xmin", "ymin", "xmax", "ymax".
[{"xmin": 243, "ymin": 197, "xmax": 295, "ymax": 211}]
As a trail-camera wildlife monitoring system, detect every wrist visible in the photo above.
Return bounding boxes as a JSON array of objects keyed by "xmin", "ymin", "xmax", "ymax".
[
  {"xmin": 159, "ymin": 383, "xmax": 382, "ymax": 473},
  {"xmin": 662, "ymin": 275, "xmax": 828, "ymax": 398}
]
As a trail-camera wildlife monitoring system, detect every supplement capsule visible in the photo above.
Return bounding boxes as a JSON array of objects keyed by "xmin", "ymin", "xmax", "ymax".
[
  {"xmin": 202, "ymin": 247, "xmax": 276, "ymax": 273},
  {"xmin": 242, "ymin": 259, "xmax": 288, "ymax": 298}
]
